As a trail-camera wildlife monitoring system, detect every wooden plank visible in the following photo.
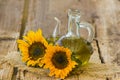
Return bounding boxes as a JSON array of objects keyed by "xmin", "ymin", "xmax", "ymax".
[
  {"xmin": 23, "ymin": 0, "xmax": 98, "ymax": 37},
  {"xmin": 0, "ymin": 40, "xmax": 16, "ymax": 57},
  {"xmin": 0, "ymin": 63, "xmax": 14, "ymax": 80},
  {"xmin": 0, "ymin": 52, "xmax": 120, "ymax": 80},
  {"xmin": 0, "ymin": 52, "xmax": 20, "ymax": 80},
  {"xmin": 94, "ymin": 0, "xmax": 120, "ymax": 65},
  {"xmin": 89, "ymin": 41, "xmax": 101, "ymax": 63},
  {"xmin": 24, "ymin": 0, "xmax": 52, "ymax": 37},
  {"xmin": 0, "ymin": 0, "xmax": 24, "ymax": 56},
  {"xmin": 0, "ymin": 0, "xmax": 24, "ymax": 33}
]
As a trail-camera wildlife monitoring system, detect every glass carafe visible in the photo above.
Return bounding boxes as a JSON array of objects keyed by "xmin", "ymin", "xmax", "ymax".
[{"xmin": 56, "ymin": 9, "xmax": 95, "ymax": 66}]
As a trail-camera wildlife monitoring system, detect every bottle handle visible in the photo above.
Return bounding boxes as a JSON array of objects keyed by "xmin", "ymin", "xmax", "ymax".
[
  {"xmin": 52, "ymin": 17, "xmax": 61, "ymax": 38},
  {"xmin": 76, "ymin": 22, "xmax": 95, "ymax": 43}
]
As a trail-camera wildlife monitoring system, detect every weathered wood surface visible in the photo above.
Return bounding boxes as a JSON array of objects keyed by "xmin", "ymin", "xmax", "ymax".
[
  {"xmin": 0, "ymin": 0, "xmax": 24, "ymax": 56},
  {"xmin": 94, "ymin": 0, "xmax": 120, "ymax": 65},
  {"xmin": 0, "ymin": 0, "xmax": 120, "ymax": 80},
  {"xmin": 0, "ymin": 52, "xmax": 120, "ymax": 80}
]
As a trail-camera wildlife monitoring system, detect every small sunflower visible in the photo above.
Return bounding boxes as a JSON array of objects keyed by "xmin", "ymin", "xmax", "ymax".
[
  {"xmin": 42, "ymin": 45, "xmax": 77, "ymax": 79},
  {"xmin": 17, "ymin": 29, "xmax": 48, "ymax": 67}
]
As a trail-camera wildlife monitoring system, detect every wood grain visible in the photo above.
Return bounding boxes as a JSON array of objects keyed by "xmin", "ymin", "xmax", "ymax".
[
  {"xmin": 0, "ymin": 52, "xmax": 120, "ymax": 80},
  {"xmin": 89, "ymin": 41, "xmax": 101, "ymax": 63},
  {"xmin": 23, "ymin": 0, "xmax": 98, "ymax": 37},
  {"xmin": 0, "ymin": 0, "xmax": 120, "ymax": 80},
  {"xmin": 0, "ymin": 0, "xmax": 24, "ymax": 56},
  {"xmin": 94, "ymin": 0, "xmax": 120, "ymax": 65}
]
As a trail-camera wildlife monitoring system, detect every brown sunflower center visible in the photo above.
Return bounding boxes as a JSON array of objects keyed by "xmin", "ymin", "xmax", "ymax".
[
  {"xmin": 51, "ymin": 51, "xmax": 68, "ymax": 69},
  {"xmin": 29, "ymin": 42, "xmax": 46, "ymax": 60}
]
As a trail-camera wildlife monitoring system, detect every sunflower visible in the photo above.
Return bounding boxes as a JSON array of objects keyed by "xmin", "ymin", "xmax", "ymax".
[
  {"xmin": 17, "ymin": 29, "xmax": 48, "ymax": 67},
  {"xmin": 42, "ymin": 45, "xmax": 77, "ymax": 79}
]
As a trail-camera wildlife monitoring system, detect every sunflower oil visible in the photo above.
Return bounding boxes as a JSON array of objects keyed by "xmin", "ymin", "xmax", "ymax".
[{"xmin": 60, "ymin": 37, "xmax": 93, "ymax": 66}]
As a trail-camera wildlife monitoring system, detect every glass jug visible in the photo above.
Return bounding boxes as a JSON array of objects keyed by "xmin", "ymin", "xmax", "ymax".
[{"xmin": 56, "ymin": 9, "xmax": 95, "ymax": 66}]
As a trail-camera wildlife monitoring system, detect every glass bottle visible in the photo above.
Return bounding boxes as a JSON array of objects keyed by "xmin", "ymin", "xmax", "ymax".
[{"xmin": 56, "ymin": 9, "xmax": 95, "ymax": 66}]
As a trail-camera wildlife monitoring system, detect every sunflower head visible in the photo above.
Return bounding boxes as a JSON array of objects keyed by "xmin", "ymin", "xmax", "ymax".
[
  {"xmin": 17, "ymin": 29, "xmax": 48, "ymax": 67},
  {"xmin": 51, "ymin": 51, "xmax": 68, "ymax": 69},
  {"xmin": 42, "ymin": 45, "xmax": 77, "ymax": 79}
]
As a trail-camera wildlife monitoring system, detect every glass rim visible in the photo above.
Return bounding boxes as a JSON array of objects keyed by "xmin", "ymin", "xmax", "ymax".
[{"xmin": 68, "ymin": 9, "xmax": 81, "ymax": 16}]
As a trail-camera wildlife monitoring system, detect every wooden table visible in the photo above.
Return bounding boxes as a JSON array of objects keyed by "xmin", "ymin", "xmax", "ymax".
[{"xmin": 0, "ymin": 0, "xmax": 120, "ymax": 80}]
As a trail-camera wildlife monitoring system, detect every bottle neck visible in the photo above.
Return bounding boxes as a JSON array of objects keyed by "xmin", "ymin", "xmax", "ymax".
[
  {"xmin": 67, "ymin": 15, "xmax": 80, "ymax": 37},
  {"xmin": 68, "ymin": 15, "xmax": 73, "ymax": 33},
  {"xmin": 66, "ymin": 9, "xmax": 81, "ymax": 37}
]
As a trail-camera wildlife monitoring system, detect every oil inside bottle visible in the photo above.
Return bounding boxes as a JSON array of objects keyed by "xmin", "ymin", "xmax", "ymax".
[{"xmin": 60, "ymin": 37, "xmax": 93, "ymax": 67}]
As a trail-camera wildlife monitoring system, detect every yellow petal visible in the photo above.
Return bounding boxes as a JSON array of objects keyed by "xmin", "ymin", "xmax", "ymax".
[
  {"xmin": 27, "ymin": 30, "xmax": 35, "ymax": 42},
  {"xmin": 22, "ymin": 57, "xmax": 29, "ymax": 62},
  {"xmin": 35, "ymin": 29, "xmax": 42, "ymax": 42},
  {"xmin": 27, "ymin": 60, "xmax": 36, "ymax": 66},
  {"xmin": 17, "ymin": 40, "xmax": 29, "ymax": 47},
  {"xmin": 23, "ymin": 36, "xmax": 32, "ymax": 45}
]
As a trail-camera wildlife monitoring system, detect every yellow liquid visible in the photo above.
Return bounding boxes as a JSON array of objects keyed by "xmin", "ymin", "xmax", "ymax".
[
  {"xmin": 61, "ymin": 37, "xmax": 93, "ymax": 66},
  {"xmin": 47, "ymin": 36, "xmax": 60, "ymax": 45}
]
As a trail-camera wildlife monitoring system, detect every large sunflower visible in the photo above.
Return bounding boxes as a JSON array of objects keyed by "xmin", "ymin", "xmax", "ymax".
[
  {"xmin": 42, "ymin": 45, "xmax": 77, "ymax": 79},
  {"xmin": 17, "ymin": 29, "xmax": 48, "ymax": 67}
]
